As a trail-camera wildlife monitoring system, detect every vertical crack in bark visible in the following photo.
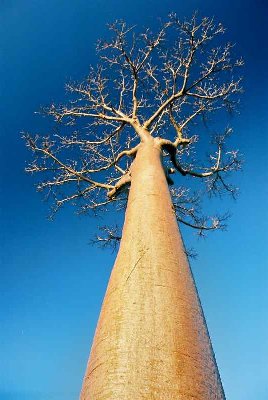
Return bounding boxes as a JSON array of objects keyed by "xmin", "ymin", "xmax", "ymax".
[{"xmin": 125, "ymin": 250, "xmax": 148, "ymax": 284}]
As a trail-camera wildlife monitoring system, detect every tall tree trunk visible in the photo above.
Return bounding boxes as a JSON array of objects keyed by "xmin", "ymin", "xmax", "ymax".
[{"xmin": 80, "ymin": 138, "xmax": 225, "ymax": 399}]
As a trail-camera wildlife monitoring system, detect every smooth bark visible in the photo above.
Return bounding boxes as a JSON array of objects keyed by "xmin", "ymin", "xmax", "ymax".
[{"xmin": 80, "ymin": 138, "xmax": 225, "ymax": 399}]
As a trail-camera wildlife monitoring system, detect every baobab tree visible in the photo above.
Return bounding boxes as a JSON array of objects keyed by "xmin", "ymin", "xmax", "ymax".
[{"xmin": 24, "ymin": 13, "xmax": 243, "ymax": 400}]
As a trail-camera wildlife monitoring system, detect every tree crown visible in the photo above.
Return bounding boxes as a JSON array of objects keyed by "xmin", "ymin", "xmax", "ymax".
[{"xmin": 24, "ymin": 13, "xmax": 243, "ymax": 239}]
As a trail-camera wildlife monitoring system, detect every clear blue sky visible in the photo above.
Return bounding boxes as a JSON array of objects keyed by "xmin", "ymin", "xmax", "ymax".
[{"xmin": 1, "ymin": 1, "xmax": 267, "ymax": 399}]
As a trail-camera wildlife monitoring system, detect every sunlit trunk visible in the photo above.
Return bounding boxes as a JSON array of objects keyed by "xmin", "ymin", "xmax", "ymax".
[{"xmin": 80, "ymin": 138, "xmax": 225, "ymax": 399}]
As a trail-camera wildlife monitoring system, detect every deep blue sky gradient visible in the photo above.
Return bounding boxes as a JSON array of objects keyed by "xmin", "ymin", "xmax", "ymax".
[{"xmin": 1, "ymin": 1, "xmax": 268, "ymax": 399}]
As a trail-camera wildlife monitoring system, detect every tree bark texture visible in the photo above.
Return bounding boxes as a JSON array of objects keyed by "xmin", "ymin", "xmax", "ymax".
[{"xmin": 80, "ymin": 138, "xmax": 225, "ymax": 399}]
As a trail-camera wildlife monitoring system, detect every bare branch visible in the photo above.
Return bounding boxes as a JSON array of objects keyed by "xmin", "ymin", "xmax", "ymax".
[
  {"xmin": 25, "ymin": 138, "xmax": 113, "ymax": 190},
  {"xmin": 107, "ymin": 170, "xmax": 131, "ymax": 198},
  {"xmin": 90, "ymin": 225, "xmax": 121, "ymax": 251}
]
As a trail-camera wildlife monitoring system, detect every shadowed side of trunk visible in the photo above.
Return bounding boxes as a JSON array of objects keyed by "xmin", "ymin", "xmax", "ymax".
[{"xmin": 80, "ymin": 138, "xmax": 225, "ymax": 400}]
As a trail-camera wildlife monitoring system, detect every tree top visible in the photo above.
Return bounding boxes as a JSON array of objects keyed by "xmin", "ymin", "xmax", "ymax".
[{"xmin": 24, "ymin": 12, "xmax": 243, "ymax": 238}]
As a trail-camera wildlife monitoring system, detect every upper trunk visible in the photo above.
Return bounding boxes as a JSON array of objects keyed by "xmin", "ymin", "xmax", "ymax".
[{"xmin": 80, "ymin": 138, "xmax": 225, "ymax": 399}]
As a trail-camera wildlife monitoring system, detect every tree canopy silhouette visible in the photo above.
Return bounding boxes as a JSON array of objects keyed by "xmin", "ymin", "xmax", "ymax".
[{"xmin": 24, "ymin": 13, "xmax": 243, "ymax": 236}]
